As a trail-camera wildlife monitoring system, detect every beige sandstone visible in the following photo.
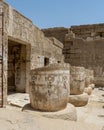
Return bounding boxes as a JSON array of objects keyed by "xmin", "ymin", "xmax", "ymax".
[
  {"xmin": 30, "ymin": 63, "xmax": 70, "ymax": 112},
  {"xmin": 70, "ymin": 66, "xmax": 85, "ymax": 95},
  {"xmin": 42, "ymin": 103, "xmax": 77, "ymax": 121},
  {"xmin": 85, "ymin": 69, "xmax": 94, "ymax": 87},
  {"xmin": 0, "ymin": 1, "xmax": 64, "ymax": 107},
  {"xmin": 43, "ymin": 25, "xmax": 104, "ymax": 87},
  {"xmin": 68, "ymin": 93, "xmax": 89, "ymax": 107},
  {"xmin": 84, "ymin": 86, "xmax": 93, "ymax": 95},
  {"xmin": 89, "ymin": 83, "xmax": 95, "ymax": 89}
]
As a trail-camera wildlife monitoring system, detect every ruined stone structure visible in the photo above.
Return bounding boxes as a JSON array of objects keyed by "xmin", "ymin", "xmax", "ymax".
[
  {"xmin": 0, "ymin": 1, "xmax": 99, "ymax": 110},
  {"xmin": 85, "ymin": 69, "xmax": 94, "ymax": 88},
  {"xmin": 64, "ymin": 25, "xmax": 104, "ymax": 87},
  {"xmin": 42, "ymin": 24, "xmax": 104, "ymax": 87},
  {"xmin": 68, "ymin": 66, "xmax": 94, "ymax": 107},
  {"xmin": 42, "ymin": 27, "xmax": 68, "ymax": 44},
  {"xmin": 70, "ymin": 66, "xmax": 85, "ymax": 95},
  {"xmin": 0, "ymin": 1, "xmax": 63, "ymax": 107},
  {"xmin": 30, "ymin": 63, "xmax": 70, "ymax": 112}
]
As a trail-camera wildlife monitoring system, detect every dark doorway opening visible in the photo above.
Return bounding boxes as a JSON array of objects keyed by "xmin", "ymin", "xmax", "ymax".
[
  {"xmin": 8, "ymin": 40, "xmax": 26, "ymax": 93},
  {"xmin": 44, "ymin": 57, "xmax": 49, "ymax": 66}
]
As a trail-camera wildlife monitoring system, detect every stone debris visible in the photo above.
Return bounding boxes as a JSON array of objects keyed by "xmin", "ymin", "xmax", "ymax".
[
  {"xmin": 7, "ymin": 93, "xmax": 30, "ymax": 108},
  {"xmin": 68, "ymin": 93, "xmax": 89, "ymax": 107},
  {"xmin": 84, "ymin": 86, "xmax": 92, "ymax": 95}
]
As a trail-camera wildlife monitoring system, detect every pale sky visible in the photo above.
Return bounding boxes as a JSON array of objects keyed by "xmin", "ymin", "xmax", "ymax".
[{"xmin": 4, "ymin": 0, "xmax": 104, "ymax": 29}]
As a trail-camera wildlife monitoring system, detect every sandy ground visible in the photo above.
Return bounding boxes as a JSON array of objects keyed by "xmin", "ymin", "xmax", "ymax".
[{"xmin": 0, "ymin": 88, "xmax": 104, "ymax": 130}]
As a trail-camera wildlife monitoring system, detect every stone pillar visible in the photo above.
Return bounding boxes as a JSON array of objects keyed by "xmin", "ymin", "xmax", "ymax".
[
  {"xmin": 30, "ymin": 63, "xmax": 70, "ymax": 112},
  {"xmin": 0, "ymin": 2, "xmax": 8, "ymax": 107},
  {"xmin": 69, "ymin": 66, "xmax": 95, "ymax": 107},
  {"xmin": 70, "ymin": 66, "xmax": 85, "ymax": 95},
  {"xmin": 85, "ymin": 69, "xmax": 94, "ymax": 87},
  {"xmin": 84, "ymin": 69, "xmax": 95, "ymax": 95},
  {"xmin": 69, "ymin": 66, "xmax": 89, "ymax": 107}
]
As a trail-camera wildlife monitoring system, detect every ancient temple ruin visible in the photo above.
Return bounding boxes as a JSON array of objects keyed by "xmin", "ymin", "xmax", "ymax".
[
  {"xmin": 42, "ymin": 25, "xmax": 104, "ymax": 87},
  {"xmin": 0, "ymin": 1, "xmax": 103, "ymax": 110},
  {"xmin": 0, "ymin": 1, "xmax": 63, "ymax": 107}
]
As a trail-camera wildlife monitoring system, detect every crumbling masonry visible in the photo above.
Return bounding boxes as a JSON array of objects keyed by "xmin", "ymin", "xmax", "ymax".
[
  {"xmin": 42, "ymin": 25, "xmax": 104, "ymax": 87},
  {"xmin": 0, "ymin": 1, "xmax": 103, "ymax": 108},
  {"xmin": 0, "ymin": 1, "xmax": 63, "ymax": 107}
]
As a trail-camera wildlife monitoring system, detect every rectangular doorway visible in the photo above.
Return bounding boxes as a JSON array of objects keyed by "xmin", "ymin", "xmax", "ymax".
[{"xmin": 8, "ymin": 40, "xmax": 27, "ymax": 93}]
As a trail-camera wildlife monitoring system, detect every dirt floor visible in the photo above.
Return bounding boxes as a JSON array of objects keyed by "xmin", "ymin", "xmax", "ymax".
[{"xmin": 0, "ymin": 88, "xmax": 104, "ymax": 130}]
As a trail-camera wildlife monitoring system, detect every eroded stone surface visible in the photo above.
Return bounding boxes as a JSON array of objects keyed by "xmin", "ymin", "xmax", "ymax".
[
  {"xmin": 0, "ymin": 1, "xmax": 64, "ymax": 107},
  {"xmin": 70, "ymin": 66, "xmax": 85, "ymax": 95},
  {"xmin": 7, "ymin": 93, "xmax": 29, "ymax": 108},
  {"xmin": 42, "ymin": 103, "xmax": 77, "ymax": 121},
  {"xmin": 30, "ymin": 63, "xmax": 70, "ymax": 112},
  {"xmin": 85, "ymin": 69, "xmax": 94, "ymax": 88},
  {"xmin": 84, "ymin": 86, "xmax": 93, "ymax": 95},
  {"xmin": 89, "ymin": 83, "xmax": 95, "ymax": 89},
  {"xmin": 43, "ymin": 25, "xmax": 104, "ymax": 87},
  {"xmin": 68, "ymin": 93, "xmax": 89, "ymax": 107}
]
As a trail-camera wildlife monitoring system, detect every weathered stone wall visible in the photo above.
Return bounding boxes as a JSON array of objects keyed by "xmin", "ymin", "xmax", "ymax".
[
  {"xmin": 45, "ymin": 24, "xmax": 104, "ymax": 87},
  {"xmin": 71, "ymin": 24, "xmax": 104, "ymax": 40},
  {"xmin": 42, "ymin": 27, "xmax": 68, "ymax": 43},
  {"xmin": 0, "ymin": 1, "xmax": 64, "ymax": 107},
  {"xmin": 0, "ymin": 2, "xmax": 8, "ymax": 107},
  {"xmin": 63, "ymin": 38, "xmax": 104, "ymax": 86},
  {"xmin": 6, "ymin": 4, "xmax": 63, "ymax": 69}
]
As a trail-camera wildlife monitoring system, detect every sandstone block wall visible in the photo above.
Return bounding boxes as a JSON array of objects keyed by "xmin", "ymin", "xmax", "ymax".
[
  {"xmin": 42, "ymin": 27, "xmax": 68, "ymax": 43},
  {"xmin": 45, "ymin": 24, "xmax": 104, "ymax": 87},
  {"xmin": 0, "ymin": 1, "xmax": 64, "ymax": 107},
  {"xmin": 63, "ymin": 38, "xmax": 104, "ymax": 86},
  {"xmin": 71, "ymin": 24, "xmax": 104, "ymax": 40},
  {"xmin": 42, "ymin": 24, "xmax": 104, "ymax": 81}
]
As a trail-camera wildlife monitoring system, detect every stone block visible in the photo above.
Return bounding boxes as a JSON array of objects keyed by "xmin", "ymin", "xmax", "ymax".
[
  {"xmin": 88, "ymin": 83, "xmax": 95, "ymax": 89},
  {"xmin": 68, "ymin": 93, "xmax": 89, "ymax": 107},
  {"xmin": 70, "ymin": 66, "xmax": 85, "ymax": 95},
  {"xmin": 30, "ymin": 63, "xmax": 70, "ymax": 112},
  {"xmin": 84, "ymin": 86, "xmax": 92, "ymax": 95},
  {"xmin": 85, "ymin": 69, "xmax": 94, "ymax": 87}
]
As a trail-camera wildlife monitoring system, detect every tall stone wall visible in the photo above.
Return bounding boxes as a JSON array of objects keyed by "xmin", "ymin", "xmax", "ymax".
[
  {"xmin": 63, "ymin": 38, "xmax": 104, "ymax": 86},
  {"xmin": 45, "ymin": 24, "xmax": 104, "ymax": 87},
  {"xmin": 42, "ymin": 27, "xmax": 68, "ymax": 43},
  {"xmin": 42, "ymin": 24, "xmax": 104, "ymax": 43},
  {"xmin": 0, "ymin": 1, "xmax": 64, "ymax": 107},
  {"xmin": 2, "ymin": 2, "xmax": 63, "ymax": 69},
  {"xmin": 71, "ymin": 24, "xmax": 104, "ymax": 40},
  {"xmin": 64, "ymin": 24, "xmax": 104, "ymax": 86},
  {"xmin": 7, "ymin": 6, "xmax": 63, "ymax": 68}
]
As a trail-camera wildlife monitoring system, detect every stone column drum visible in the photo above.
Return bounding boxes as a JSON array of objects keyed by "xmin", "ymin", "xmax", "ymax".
[
  {"xmin": 84, "ymin": 69, "xmax": 95, "ymax": 95},
  {"xmin": 85, "ymin": 69, "xmax": 94, "ymax": 87},
  {"xmin": 30, "ymin": 63, "xmax": 70, "ymax": 112},
  {"xmin": 70, "ymin": 66, "xmax": 85, "ymax": 95}
]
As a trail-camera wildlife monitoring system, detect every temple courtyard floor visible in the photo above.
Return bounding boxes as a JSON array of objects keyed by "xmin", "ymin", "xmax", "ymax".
[{"xmin": 0, "ymin": 87, "xmax": 103, "ymax": 130}]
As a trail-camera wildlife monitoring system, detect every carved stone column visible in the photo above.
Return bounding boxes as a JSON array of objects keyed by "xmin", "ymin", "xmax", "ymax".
[{"xmin": 30, "ymin": 63, "xmax": 70, "ymax": 112}]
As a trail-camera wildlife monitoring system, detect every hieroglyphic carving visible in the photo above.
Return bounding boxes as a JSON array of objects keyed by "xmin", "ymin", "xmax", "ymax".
[{"xmin": 30, "ymin": 63, "xmax": 70, "ymax": 111}]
